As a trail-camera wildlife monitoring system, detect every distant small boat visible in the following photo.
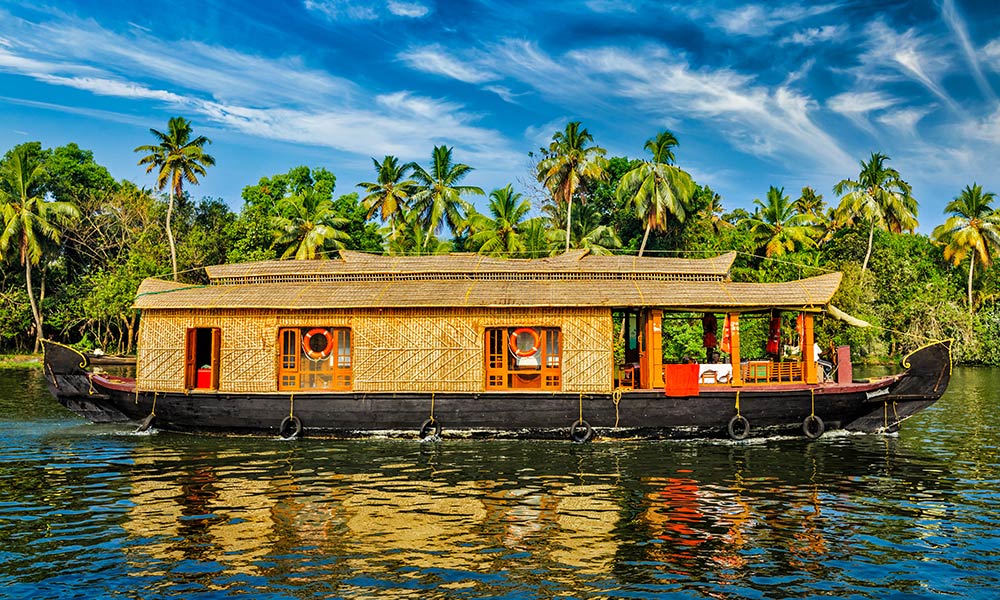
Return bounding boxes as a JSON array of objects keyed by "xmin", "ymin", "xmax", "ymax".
[{"xmin": 42, "ymin": 250, "xmax": 951, "ymax": 441}]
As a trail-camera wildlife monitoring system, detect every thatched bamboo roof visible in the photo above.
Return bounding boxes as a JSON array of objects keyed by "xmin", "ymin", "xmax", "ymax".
[
  {"xmin": 203, "ymin": 250, "xmax": 738, "ymax": 284},
  {"xmin": 135, "ymin": 265, "xmax": 842, "ymax": 312}
]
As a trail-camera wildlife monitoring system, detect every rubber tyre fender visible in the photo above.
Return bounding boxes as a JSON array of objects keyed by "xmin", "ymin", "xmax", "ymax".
[
  {"xmin": 570, "ymin": 419, "xmax": 592, "ymax": 443},
  {"xmin": 802, "ymin": 415, "xmax": 825, "ymax": 439},
  {"xmin": 279, "ymin": 415, "xmax": 302, "ymax": 439},
  {"xmin": 728, "ymin": 415, "xmax": 750, "ymax": 440},
  {"xmin": 420, "ymin": 418, "xmax": 442, "ymax": 439}
]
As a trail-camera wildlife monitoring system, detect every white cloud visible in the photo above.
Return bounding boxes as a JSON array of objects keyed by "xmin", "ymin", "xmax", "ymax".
[
  {"xmin": 476, "ymin": 41, "xmax": 854, "ymax": 172},
  {"xmin": 827, "ymin": 90, "xmax": 898, "ymax": 135},
  {"xmin": 827, "ymin": 91, "xmax": 896, "ymax": 114},
  {"xmin": 783, "ymin": 24, "xmax": 846, "ymax": 46},
  {"xmin": 711, "ymin": 3, "xmax": 841, "ymax": 37},
  {"xmin": 399, "ymin": 45, "xmax": 498, "ymax": 84},
  {"xmin": 387, "ymin": 1, "xmax": 429, "ymax": 18},
  {"xmin": 940, "ymin": 0, "xmax": 996, "ymax": 101},
  {"xmin": 0, "ymin": 13, "xmax": 522, "ymax": 173},
  {"xmin": 857, "ymin": 19, "xmax": 958, "ymax": 112},
  {"xmin": 303, "ymin": 0, "xmax": 378, "ymax": 21},
  {"xmin": 875, "ymin": 107, "xmax": 930, "ymax": 136},
  {"xmin": 981, "ymin": 39, "xmax": 1000, "ymax": 70}
]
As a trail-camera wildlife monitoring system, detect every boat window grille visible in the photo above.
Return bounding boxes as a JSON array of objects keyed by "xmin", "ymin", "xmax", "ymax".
[{"xmin": 210, "ymin": 272, "xmax": 725, "ymax": 285}]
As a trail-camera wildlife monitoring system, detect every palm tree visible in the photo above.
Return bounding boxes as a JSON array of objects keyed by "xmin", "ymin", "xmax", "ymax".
[
  {"xmin": 358, "ymin": 155, "xmax": 415, "ymax": 238},
  {"xmin": 520, "ymin": 217, "xmax": 557, "ymax": 257},
  {"xmin": 272, "ymin": 187, "xmax": 350, "ymax": 259},
  {"xmin": 833, "ymin": 152, "xmax": 916, "ymax": 273},
  {"xmin": 570, "ymin": 202, "xmax": 621, "ymax": 255},
  {"xmin": 742, "ymin": 186, "xmax": 817, "ymax": 257},
  {"xmin": 134, "ymin": 116, "xmax": 215, "ymax": 280},
  {"xmin": 410, "ymin": 146, "xmax": 484, "ymax": 249},
  {"xmin": 615, "ymin": 131, "xmax": 695, "ymax": 256},
  {"xmin": 696, "ymin": 186, "xmax": 733, "ymax": 235},
  {"xmin": 386, "ymin": 206, "xmax": 452, "ymax": 255},
  {"xmin": 932, "ymin": 183, "xmax": 1000, "ymax": 312},
  {"xmin": 467, "ymin": 185, "xmax": 532, "ymax": 257},
  {"xmin": 793, "ymin": 186, "xmax": 827, "ymax": 219},
  {"xmin": 0, "ymin": 145, "xmax": 80, "ymax": 351},
  {"xmin": 537, "ymin": 122, "xmax": 608, "ymax": 253}
]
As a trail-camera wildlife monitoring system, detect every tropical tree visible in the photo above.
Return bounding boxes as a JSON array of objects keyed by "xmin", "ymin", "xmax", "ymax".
[
  {"xmin": 833, "ymin": 152, "xmax": 916, "ymax": 273},
  {"xmin": 272, "ymin": 187, "xmax": 350, "ymax": 259},
  {"xmin": 793, "ymin": 187, "xmax": 827, "ymax": 219},
  {"xmin": 410, "ymin": 146, "xmax": 484, "ymax": 249},
  {"xmin": 741, "ymin": 186, "xmax": 817, "ymax": 257},
  {"xmin": 520, "ymin": 217, "xmax": 557, "ymax": 257},
  {"xmin": 932, "ymin": 183, "xmax": 1000, "ymax": 312},
  {"xmin": 358, "ymin": 155, "xmax": 415, "ymax": 238},
  {"xmin": 615, "ymin": 131, "xmax": 695, "ymax": 256},
  {"xmin": 467, "ymin": 184, "xmax": 532, "ymax": 257},
  {"xmin": 537, "ymin": 122, "xmax": 608, "ymax": 252},
  {"xmin": 134, "ymin": 116, "xmax": 215, "ymax": 280},
  {"xmin": 695, "ymin": 185, "xmax": 733, "ymax": 235},
  {"xmin": 386, "ymin": 206, "xmax": 452, "ymax": 255},
  {"xmin": 570, "ymin": 202, "xmax": 621, "ymax": 255},
  {"xmin": 0, "ymin": 145, "xmax": 80, "ymax": 351}
]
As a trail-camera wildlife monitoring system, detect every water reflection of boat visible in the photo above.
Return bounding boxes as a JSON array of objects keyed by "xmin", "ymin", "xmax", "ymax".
[{"xmin": 42, "ymin": 251, "xmax": 951, "ymax": 441}]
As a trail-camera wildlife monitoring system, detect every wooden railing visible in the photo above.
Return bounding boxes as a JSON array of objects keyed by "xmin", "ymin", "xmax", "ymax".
[{"xmin": 741, "ymin": 360, "xmax": 805, "ymax": 384}]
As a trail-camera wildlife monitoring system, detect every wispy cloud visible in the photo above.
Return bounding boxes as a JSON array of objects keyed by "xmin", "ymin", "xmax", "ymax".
[
  {"xmin": 857, "ymin": 19, "xmax": 958, "ymax": 112},
  {"xmin": 0, "ymin": 12, "xmax": 520, "ymax": 171},
  {"xmin": 305, "ymin": 0, "xmax": 428, "ymax": 21},
  {"xmin": 399, "ymin": 45, "xmax": 498, "ymax": 84},
  {"xmin": 709, "ymin": 3, "xmax": 841, "ymax": 37},
  {"xmin": 476, "ymin": 41, "xmax": 854, "ymax": 172},
  {"xmin": 827, "ymin": 91, "xmax": 897, "ymax": 134},
  {"xmin": 875, "ymin": 107, "xmax": 930, "ymax": 137},
  {"xmin": 303, "ymin": 0, "xmax": 378, "ymax": 21},
  {"xmin": 783, "ymin": 24, "xmax": 846, "ymax": 46},
  {"xmin": 940, "ymin": 0, "xmax": 996, "ymax": 101},
  {"xmin": 387, "ymin": 1, "xmax": 429, "ymax": 18}
]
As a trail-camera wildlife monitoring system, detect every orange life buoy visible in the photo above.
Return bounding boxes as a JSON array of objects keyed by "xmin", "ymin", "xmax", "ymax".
[
  {"xmin": 509, "ymin": 327, "xmax": 540, "ymax": 357},
  {"xmin": 302, "ymin": 328, "xmax": 334, "ymax": 360}
]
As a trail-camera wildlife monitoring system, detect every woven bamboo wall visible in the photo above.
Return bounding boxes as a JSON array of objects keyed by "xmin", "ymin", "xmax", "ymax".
[{"xmin": 137, "ymin": 307, "xmax": 612, "ymax": 393}]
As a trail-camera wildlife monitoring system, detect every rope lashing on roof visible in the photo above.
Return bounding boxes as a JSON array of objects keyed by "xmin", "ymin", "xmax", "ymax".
[{"xmin": 134, "ymin": 284, "xmax": 208, "ymax": 298}]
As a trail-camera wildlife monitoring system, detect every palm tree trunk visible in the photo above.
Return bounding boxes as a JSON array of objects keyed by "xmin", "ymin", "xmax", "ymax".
[
  {"xmin": 167, "ymin": 186, "xmax": 178, "ymax": 281},
  {"xmin": 861, "ymin": 221, "xmax": 875, "ymax": 273},
  {"xmin": 564, "ymin": 198, "xmax": 573, "ymax": 253},
  {"xmin": 638, "ymin": 222, "xmax": 652, "ymax": 257},
  {"xmin": 968, "ymin": 258, "xmax": 975, "ymax": 313},
  {"xmin": 25, "ymin": 260, "xmax": 43, "ymax": 353}
]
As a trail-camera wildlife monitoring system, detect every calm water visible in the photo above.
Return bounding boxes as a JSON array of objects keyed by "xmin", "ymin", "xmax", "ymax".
[{"xmin": 1, "ymin": 368, "xmax": 999, "ymax": 599}]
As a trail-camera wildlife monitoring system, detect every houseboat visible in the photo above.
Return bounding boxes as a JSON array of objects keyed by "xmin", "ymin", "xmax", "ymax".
[{"xmin": 42, "ymin": 250, "xmax": 951, "ymax": 441}]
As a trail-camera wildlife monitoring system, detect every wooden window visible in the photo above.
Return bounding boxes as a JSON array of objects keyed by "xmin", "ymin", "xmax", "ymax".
[
  {"xmin": 484, "ymin": 327, "xmax": 561, "ymax": 391},
  {"xmin": 278, "ymin": 327, "xmax": 352, "ymax": 391}
]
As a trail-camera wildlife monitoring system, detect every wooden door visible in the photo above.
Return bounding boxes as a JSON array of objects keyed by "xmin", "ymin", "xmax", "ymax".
[{"xmin": 185, "ymin": 328, "xmax": 197, "ymax": 389}]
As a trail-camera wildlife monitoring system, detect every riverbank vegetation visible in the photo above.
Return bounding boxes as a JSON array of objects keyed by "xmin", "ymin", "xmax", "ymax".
[{"xmin": 1, "ymin": 117, "xmax": 997, "ymax": 364}]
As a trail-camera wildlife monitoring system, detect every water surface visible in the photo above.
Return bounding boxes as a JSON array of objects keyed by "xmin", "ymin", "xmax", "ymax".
[{"xmin": 1, "ymin": 367, "xmax": 998, "ymax": 598}]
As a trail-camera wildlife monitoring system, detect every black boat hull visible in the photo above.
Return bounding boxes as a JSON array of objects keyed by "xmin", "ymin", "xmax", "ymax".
[{"xmin": 42, "ymin": 339, "xmax": 952, "ymax": 440}]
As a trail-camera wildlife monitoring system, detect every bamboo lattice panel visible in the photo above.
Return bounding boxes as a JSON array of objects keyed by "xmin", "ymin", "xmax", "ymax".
[{"xmin": 136, "ymin": 308, "xmax": 611, "ymax": 393}]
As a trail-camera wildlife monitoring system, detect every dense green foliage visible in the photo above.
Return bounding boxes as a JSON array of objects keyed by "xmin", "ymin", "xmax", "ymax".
[{"xmin": 1, "ymin": 118, "xmax": 997, "ymax": 366}]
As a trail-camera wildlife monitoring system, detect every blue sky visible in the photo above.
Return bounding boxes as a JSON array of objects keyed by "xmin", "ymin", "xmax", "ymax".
[{"xmin": 1, "ymin": 0, "xmax": 999, "ymax": 232}]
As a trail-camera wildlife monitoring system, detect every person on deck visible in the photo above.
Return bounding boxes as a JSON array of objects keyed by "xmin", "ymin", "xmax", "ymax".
[{"xmin": 814, "ymin": 342, "xmax": 834, "ymax": 382}]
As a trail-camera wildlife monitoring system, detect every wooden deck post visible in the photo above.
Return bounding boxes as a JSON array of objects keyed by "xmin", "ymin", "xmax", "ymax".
[
  {"xmin": 729, "ymin": 313, "xmax": 742, "ymax": 386},
  {"xmin": 803, "ymin": 313, "xmax": 818, "ymax": 384},
  {"xmin": 644, "ymin": 309, "xmax": 664, "ymax": 388}
]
